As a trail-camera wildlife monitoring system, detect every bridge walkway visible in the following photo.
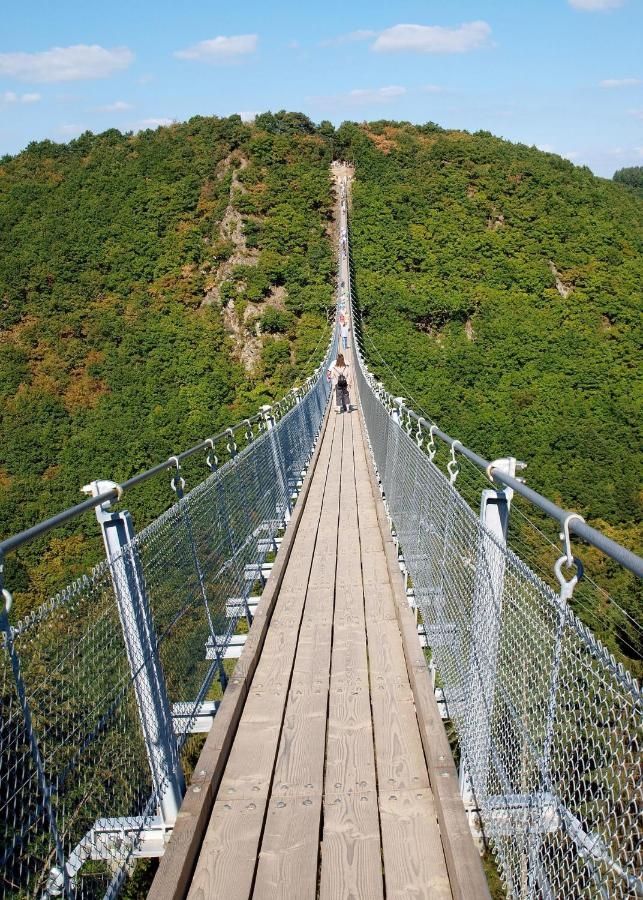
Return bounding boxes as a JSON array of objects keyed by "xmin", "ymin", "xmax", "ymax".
[
  {"xmin": 185, "ymin": 402, "xmax": 452, "ymax": 899},
  {"xmin": 149, "ymin": 384, "xmax": 483, "ymax": 898},
  {"xmin": 149, "ymin": 171, "xmax": 490, "ymax": 899}
]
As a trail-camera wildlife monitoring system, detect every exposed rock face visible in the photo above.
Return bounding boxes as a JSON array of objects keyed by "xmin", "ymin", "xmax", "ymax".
[
  {"xmin": 201, "ymin": 154, "xmax": 267, "ymax": 372},
  {"xmin": 548, "ymin": 260, "xmax": 574, "ymax": 298}
]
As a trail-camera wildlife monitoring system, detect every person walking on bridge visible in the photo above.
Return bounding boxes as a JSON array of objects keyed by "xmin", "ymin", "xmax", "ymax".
[
  {"xmin": 330, "ymin": 352, "xmax": 352, "ymax": 413},
  {"xmin": 340, "ymin": 319, "xmax": 349, "ymax": 350}
]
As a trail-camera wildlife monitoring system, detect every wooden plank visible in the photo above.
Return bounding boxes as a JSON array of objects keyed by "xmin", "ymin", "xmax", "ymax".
[
  {"xmin": 187, "ymin": 416, "xmax": 343, "ymax": 900},
  {"xmin": 149, "ymin": 407, "xmax": 335, "ymax": 900},
  {"xmin": 252, "ymin": 419, "xmax": 343, "ymax": 899},
  {"xmin": 187, "ymin": 799, "xmax": 265, "ymax": 900},
  {"xmin": 379, "ymin": 789, "xmax": 453, "ymax": 900},
  {"xmin": 369, "ymin": 690, "xmax": 430, "ymax": 793},
  {"xmin": 354, "ymin": 415, "xmax": 453, "ymax": 899},
  {"xmin": 356, "ymin": 411, "xmax": 492, "ymax": 900},
  {"xmin": 253, "ymin": 794, "xmax": 324, "ymax": 899},
  {"xmin": 320, "ymin": 412, "xmax": 384, "ymax": 900},
  {"xmin": 319, "ymin": 793, "xmax": 384, "ymax": 900}
]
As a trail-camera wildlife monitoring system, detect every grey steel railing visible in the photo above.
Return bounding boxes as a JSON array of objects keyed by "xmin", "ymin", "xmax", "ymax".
[
  {"xmin": 346, "ymin": 216, "xmax": 642, "ymax": 896},
  {"xmin": 0, "ymin": 327, "xmax": 336, "ymax": 899}
]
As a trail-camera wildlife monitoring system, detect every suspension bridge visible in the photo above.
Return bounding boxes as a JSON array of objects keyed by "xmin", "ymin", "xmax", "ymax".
[{"xmin": 1, "ymin": 166, "xmax": 641, "ymax": 900}]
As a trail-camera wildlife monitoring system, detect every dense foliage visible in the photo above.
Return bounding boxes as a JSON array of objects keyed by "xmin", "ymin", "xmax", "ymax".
[
  {"xmin": 334, "ymin": 121, "xmax": 642, "ymax": 671},
  {"xmin": 613, "ymin": 165, "xmax": 643, "ymax": 193},
  {"xmin": 0, "ymin": 114, "xmax": 334, "ymax": 611},
  {"xmin": 1, "ymin": 112, "xmax": 640, "ymax": 671}
]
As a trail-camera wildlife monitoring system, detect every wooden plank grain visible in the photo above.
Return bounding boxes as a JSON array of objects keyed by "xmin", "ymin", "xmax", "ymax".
[
  {"xmin": 187, "ymin": 415, "xmax": 341, "ymax": 900},
  {"xmin": 320, "ymin": 411, "xmax": 384, "ymax": 900},
  {"xmin": 252, "ymin": 420, "xmax": 344, "ymax": 900},
  {"xmin": 379, "ymin": 789, "xmax": 452, "ymax": 900},
  {"xmin": 320, "ymin": 793, "xmax": 384, "ymax": 900}
]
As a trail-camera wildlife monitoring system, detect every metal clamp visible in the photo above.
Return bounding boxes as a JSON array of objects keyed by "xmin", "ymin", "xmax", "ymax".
[
  {"xmin": 2, "ymin": 588, "xmax": 12, "ymax": 614},
  {"xmin": 448, "ymin": 440, "xmax": 462, "ymax": 485},
  {"xmin": 226, "ymin": 428, "xmax": 237, "ymax": 458},
  {"xmin": 204, "ymin": 439, "xmax": 217, "ymax": 472},
  {"xmin": 554, "ymin": 555, "xmax": 584, "ymax": 602},
  {"xmin": 427, "ymin": 424, "xmax": 438, "ymax": 462},
  {"xmin": 560, "ymin": 513, "xmax": 585, "ymax": 567},
  {"xmin": 168, "ymin": 457, "xmax": 186, "ymax": 496},
  {"xmin": 415, "ymin": 417, "xmax": 426, "ymax": 450}
]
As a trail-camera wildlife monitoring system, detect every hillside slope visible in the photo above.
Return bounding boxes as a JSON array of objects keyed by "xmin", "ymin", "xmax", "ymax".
[
  {"xmin": 335, "ymin": 120, "xmax": 642, "ymax": 668},
  {"xmin": 0, "ymin": 114, "xmax": 334, "ymax": 605},
  {"xmin": 0, "ymin": 114, "xmax": 640, "ymax": 668}
]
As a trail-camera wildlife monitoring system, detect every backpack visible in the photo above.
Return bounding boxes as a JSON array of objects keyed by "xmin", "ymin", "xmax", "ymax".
[{"xmin": 336, "ymin": 367, "xmax": 348, "ymax": 389}]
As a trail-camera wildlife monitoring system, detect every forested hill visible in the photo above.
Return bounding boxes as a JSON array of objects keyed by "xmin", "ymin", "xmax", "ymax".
[
  {"xmin": 0, "ymin": 113, "xmax": 641, "ymax": 653},
  {"xmin": 335, "ymin": 120, "xmax": 642, "ymax": 668},
  {"xmin": 338, "ymin": 122, "xmax": 641, "ymax": 530},
  {"xmin": 0, "ymin": 114, "xmax": 334, "ymax": 607}
]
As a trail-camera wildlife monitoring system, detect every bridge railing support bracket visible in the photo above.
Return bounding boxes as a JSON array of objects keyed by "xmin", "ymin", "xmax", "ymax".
[{"xmin": 83, "ymin": 480, "xmax": 185, "ymax": 828}]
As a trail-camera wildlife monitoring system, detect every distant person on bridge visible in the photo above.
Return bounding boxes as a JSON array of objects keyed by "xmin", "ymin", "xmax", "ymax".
[
  {"xmin": 341, "ymin": 320, "xmax": 349, "ymax": 350},
  {"xmin": 330, "ymin": 352, "xmax": 352, "ymax": 413}
]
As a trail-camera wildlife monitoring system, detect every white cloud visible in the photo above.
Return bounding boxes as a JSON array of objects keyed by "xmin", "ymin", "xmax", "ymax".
[
  {"xmin": 97, "ymin": 100, "xmax": 133, "ymax": 112},
  {"xmin": 174, "ymin": 34, "xmax": 257, "ymax": 62},
  {"xmin": 1, "ymin": 90, "xmax": 41, "ymax": 104},
  {"xmin": 320, "ymin": 29, "xmax": 378, "ymax": 47},
  {"xmin": 600, "ymin": 77, "xmax": 641, "ymax": 88},
  {"xmin": 139, "ymin": 117, "xmax": 174, "ymax": 128},
  {"xmin": 373, "ymin": 21, "xmax": 491, "ymax": 53},
  {"xmin": 238, "ymin": 111, "xmax": 257, "ymax": 122},
  {"xmin": 422, "ymin": 84, "xmax": 447, "ymax": 94},
  {"xmin": 636, "ymin": 146, "xmax": 643, "ymax": 157},
  {"xmin": 0, "ymin": 45, "xmax": 133, "ymax": 83},
  {"xmin": 323, "ymin": 22, "xmax": 491, "ymax": 53},
  {"xmin": 569, "ymin": 0, "xmax": 624, "ymax": 9},
  {"xmin": 537, "ymin": 143, "xmax": 556, "ymax": 153}
]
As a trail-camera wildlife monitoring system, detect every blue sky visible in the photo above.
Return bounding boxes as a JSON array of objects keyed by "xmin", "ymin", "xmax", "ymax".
[{"xmin": 1, "ymin": 0, "xmax": 641, "ymax": 176}]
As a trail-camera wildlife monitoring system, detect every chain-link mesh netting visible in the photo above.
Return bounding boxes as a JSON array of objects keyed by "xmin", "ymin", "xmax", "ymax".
[
  {"xmin": 355, "ymin": 358, "xmax": 642, "ymax": 900},
  {"xmin": 0, "ymin": 348, "xmax": 333, "ymax": 899}
]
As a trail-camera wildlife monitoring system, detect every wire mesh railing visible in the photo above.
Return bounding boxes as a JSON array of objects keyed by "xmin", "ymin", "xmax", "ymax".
[
  {"xmin": 0, "ymin": 332, "xmax": 335, "ymax": 899},
  {"xmin": 347, "ymin": 259, "xmax": 643, "ymax": 895}
]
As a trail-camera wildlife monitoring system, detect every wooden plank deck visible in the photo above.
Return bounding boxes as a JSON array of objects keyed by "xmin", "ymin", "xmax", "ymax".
[
  {"xmin": 182, "ymin": 396, "xmax": 453, "ymax": 900},
  {"xmin": 152, "ymin": 354, "xmax": 490, "ymax": 900}
]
